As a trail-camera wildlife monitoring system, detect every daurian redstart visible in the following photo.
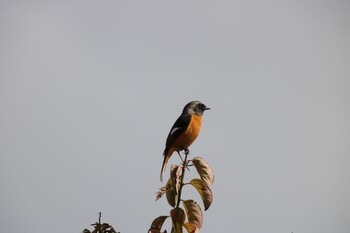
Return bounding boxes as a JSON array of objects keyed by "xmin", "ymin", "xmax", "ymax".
[{"xmin": 160, "ymin": 101, "xmax": 210, "ymax": 181}]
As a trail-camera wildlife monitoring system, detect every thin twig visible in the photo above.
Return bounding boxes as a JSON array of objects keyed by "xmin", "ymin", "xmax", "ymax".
[{"xmin": 175, "ymin": 150, "xmax": 189, "ymax": 209}]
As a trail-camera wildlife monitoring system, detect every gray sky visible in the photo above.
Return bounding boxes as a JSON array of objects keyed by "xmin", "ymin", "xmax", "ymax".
[{"xmin": 1, "ymin": 1, "xmax": 349, "ymax": 233}]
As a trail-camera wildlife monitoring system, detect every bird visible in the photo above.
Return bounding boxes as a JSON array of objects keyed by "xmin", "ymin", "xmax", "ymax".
[{"xmin": 160, "ymin": 101, "xmax": 210, "ymax": 181}]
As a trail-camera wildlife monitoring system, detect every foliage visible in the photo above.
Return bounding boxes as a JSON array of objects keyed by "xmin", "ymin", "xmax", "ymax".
[
  {"xmin": 83, "ymin": 212, "xmax": 120, "ymax": 233},
  {"xmin": 149, "ymin": 154, "xmax": 214, "ymax": 233}
]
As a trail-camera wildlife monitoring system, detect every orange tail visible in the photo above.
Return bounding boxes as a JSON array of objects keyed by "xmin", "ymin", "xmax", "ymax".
[{"xmin": 160, "ymin": 147, "xmax": 174, "ymax": 182}]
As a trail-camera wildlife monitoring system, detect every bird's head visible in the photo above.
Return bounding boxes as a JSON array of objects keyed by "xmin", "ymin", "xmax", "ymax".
[{"xmin": 182, "ymin": 101, "xmax": 210, "ymax": 116}]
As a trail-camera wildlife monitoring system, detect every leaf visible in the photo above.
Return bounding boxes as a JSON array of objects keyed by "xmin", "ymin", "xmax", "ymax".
[
  {"xmin": 192, "ymin": 157, "xmax": 214, "ymax": 185},
  {"xmin": 182, "ymin": 200, "xmax": 203, "ymax": 230},
  {"xmin": 101, "ymin": 223, "xmax": 111, "ymax": 231},
  {"xmin": 189, "ymin": 179, "xmax": 213, "ymax": 211},
  {"xmin": 156, "ymin": 176, "xmax": 178, "ymax": 207},
  {"xmin": 156, "ymin": 177, "xmax": 177, "ymax": 207},
  {"xmin": 165, "ymin": 178, "xmax": 177, "ymax": 207},
  {"xmin": 183, "ymin": 222, "xmax": 198, "ymax": 233},
  {"xmin": 91, "ymin": 222, "xmax": 101, "ymax": 233},
  {"xmin": 170, "ymin": 207, "xmax": 186, "ymax": 233},
  {"xmin": 155, "ymin": 185, "xmax": 166, "ymax": 201},
  {"xmin": 165, "ymin": 165, "xmax": 182, "ymax": 207},
  {"xmin": 170, "ymin": 164, "xmax": 182, "ymax": 194},
  {"xmin": 148, "ymin": 216, "xmax": 169, "ymax": 233}
]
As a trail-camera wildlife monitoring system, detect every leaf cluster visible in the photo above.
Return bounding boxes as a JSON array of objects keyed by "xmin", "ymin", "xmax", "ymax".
[
  {"xmin": 149, "ymin": 157, "xmax": 214, "ymax": 233},
  {"xmin": 83, "ymin": 213, "xmax": 119, "ymax": 233}
]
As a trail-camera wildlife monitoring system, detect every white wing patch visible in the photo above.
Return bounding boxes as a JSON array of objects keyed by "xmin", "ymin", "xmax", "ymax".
[{"xmin": 170, "ymin": 127, "xmax": 181, "ymax": 136}]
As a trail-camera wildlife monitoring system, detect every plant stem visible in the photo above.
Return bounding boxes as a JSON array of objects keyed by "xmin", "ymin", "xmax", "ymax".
[{"xmin": 176, "ymin": 150, "xmax": 189, "ymax": 209}]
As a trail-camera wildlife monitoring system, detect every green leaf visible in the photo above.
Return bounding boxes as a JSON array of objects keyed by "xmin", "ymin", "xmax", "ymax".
[
  {"xmin": 189, "ymin": 179, "xmax": 213, "ymax": 211},
  {"xmin": 192, "ymin": 157, "xmax": 214, "ymax": 185},
  {"xmin": 170, "ymin": 207, "xmax": 185, "ymax": 233},
  {"xmin": 183, "ymin": 200, "xmax": 203, "ymax": 231},
  {"xmin": 148, "ymin": 216, "xmax": 169, "ymax": 233}
]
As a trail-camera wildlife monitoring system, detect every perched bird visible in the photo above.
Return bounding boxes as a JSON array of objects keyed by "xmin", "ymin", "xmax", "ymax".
[{"xmin": 160, "ymin": 101, "xmax": 210, "ymax": 181}]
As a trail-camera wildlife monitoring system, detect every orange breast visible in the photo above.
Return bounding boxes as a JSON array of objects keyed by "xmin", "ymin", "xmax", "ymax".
[{"xmin": 173, "ymin": 114, "xmax": 202, "ymax": 150}]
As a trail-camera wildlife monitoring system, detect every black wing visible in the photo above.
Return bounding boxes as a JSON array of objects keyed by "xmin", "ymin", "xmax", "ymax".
[{"xmin": 165, "ymin": 113, "xmax": 191, "ymax": 148}]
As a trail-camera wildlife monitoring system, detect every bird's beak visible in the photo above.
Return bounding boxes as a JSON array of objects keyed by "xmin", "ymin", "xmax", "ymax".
[{"xmin": 204, "ymin": 107, "xmax": 211, "ymax": 111}]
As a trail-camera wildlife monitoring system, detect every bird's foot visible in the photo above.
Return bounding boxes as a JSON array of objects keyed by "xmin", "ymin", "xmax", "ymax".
[
  {"xmin": 177, "ymin": 151, "xmax": 184, "ymax": 163},
  {"xmin": 184, "ymin": 148, "xmax": 189, "ymax": 156}
]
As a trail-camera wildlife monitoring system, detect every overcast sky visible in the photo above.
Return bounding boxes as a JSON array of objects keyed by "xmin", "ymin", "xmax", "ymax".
[{"xmin": 1, "ymin": 1, "xmax": 349, "ymax": 233}]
